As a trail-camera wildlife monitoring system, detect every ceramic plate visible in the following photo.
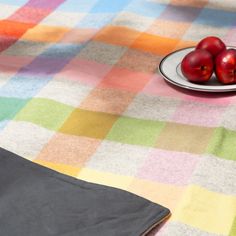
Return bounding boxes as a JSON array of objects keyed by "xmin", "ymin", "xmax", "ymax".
[{"xmin": 159, "ymin": 46, "xmax": 236, "ymax": 92}]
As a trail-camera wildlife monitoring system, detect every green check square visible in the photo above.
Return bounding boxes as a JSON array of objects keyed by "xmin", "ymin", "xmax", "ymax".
[
  {"xmin": 0, "ymin": 97, "xmax": 28, "ymax": 121},
  {"xmin": 106, "ymin": 116, "xmax": 165, "ymax": 146},
  {"xmin": 14, "ymin": 98, "xmax": 74, "ymax": 130},
  {"xmin": 207, "ymin": 127, "xmax": 236, "ymax": 161},
  {"xmin": 229, "ymin": 217, "xmax": 236, "ymax": 236}
]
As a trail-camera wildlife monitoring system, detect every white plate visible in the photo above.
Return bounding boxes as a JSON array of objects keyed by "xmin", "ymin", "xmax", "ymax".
[{"xmin": 159, "ymin": 46, "xmax": 236, "ymax": 92}]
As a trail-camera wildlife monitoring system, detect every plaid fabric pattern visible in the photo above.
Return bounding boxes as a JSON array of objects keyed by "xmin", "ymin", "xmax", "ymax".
[{"xmin": 0, "ymin": 0, "xmax": 236, "ymax": 235}]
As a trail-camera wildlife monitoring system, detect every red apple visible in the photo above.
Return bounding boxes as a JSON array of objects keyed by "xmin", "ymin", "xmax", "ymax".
[
  {"xmin": 196, "ymin": 36, "xmax": 226, "ymax": 58},
  {"xmin": 215, "ymin": 49, "xmax": 236, "ymax": 84},
  {"xmin": 181, "ymin": 49, "xmax": 214, "ymax": 83}
]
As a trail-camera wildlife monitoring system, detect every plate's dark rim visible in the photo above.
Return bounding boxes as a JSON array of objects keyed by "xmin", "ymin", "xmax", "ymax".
[{"xmin": 158, "ymin": 46, "xmax": 236, "ymax": 93}]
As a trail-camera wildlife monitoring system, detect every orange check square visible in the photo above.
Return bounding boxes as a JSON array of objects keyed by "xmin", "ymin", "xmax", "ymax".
[
  {"xmin": 131, "ymin": 33, "xmax": 180, "ymax": 55},
  {"xmin": 93, "ymin": 26, "xmax": 140, "ymax": 47},
  {"xmin": 98, "ymin": 67, "xmax": 152, "ymax": 93},
  {"xmin": 36, "ymin": 133, "xmax": 101, "ymax": 167},
  {"xmin": 21, "ymin": 24, "xmax": 69, "ymax": 42},
  {"xmin": 0, "ymin": 20, "xmax": 33, "ymax": 38},
  {"xmin": 80, "ymin": 87, "xmax": 135, "ymax": 114}
]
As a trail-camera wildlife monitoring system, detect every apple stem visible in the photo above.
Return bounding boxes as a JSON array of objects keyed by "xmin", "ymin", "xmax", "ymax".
[{"xmin": 201, "ymin": 65, "xmax": 206, "ymax": 71}]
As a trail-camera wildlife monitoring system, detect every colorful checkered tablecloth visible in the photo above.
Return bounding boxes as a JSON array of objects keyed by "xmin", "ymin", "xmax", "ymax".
[{"xmin": 0, "ymin": 0, "xmax": 236, "ymax": 235}]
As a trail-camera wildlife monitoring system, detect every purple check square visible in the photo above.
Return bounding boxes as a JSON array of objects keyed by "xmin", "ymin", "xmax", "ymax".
[
  {"xmin": 160, "ymin": 5, "xmax": 201, "ymax": 22},
  {"xmin": 19, "ymin": 57, "xmax": 70, "ymax": 76}
]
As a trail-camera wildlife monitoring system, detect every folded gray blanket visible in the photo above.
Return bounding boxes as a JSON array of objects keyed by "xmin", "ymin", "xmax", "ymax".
[{"xmin": 0, "ymin": 147, "xmax": 170, "ymax": 236}]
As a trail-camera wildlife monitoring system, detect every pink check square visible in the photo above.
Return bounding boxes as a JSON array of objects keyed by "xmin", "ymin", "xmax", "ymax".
[
  {"xmin": 137, "ymin": 149, "xmax": 200, "ymax": 185},
  {"xmin": 171, "ymin": 101, "xmax": 226, "ymax": 127}
]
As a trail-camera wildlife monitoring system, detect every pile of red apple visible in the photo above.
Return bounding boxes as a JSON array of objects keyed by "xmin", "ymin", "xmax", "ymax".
[{"xmin": 181, "ymin": 36, "xmax": 236, "ymax": 85}]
